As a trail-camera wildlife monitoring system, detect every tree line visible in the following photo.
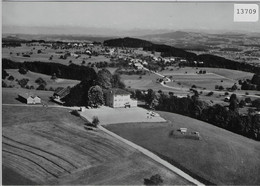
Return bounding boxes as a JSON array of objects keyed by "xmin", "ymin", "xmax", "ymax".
[
  {"xmin": 2, "ymin": 58, "xmax": 97, "ymax": 81},
  {"xmin": 136, "ymin": 89, "xmax": 260, "ymax": 141}
]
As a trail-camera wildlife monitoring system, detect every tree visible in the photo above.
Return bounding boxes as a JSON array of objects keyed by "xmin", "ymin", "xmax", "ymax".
[
  {"xmin": 239, "ymin": 100, "xmax": 246, "ymax": 108},
  {"xmin": 229, "ymin": 94, "xmax": 239, "ymax": 112},
  {"xmin": 2, "ymin": 80, "xmax": 7, "ymax": 88},
  {"xmin": 245, "ymin": 97, "xmax": 252, "ymax": 104},
  {"xmin": 145, "ymin": 89, "xmax": 157, "ymax": 108},
  {"xmin": 36, "ymin": 84, "xmax": 46, "ymax": 90},
  {"xmin": 219, "ymin": 86, "xmax": 224, "ymax": 91},
  {"xmin": 97, "ymin": 69, "xmax": 112, "ymax": 89},
  {"xmin": 144, "ymin": 174, "xmax": 163, "ymax": 185},
  {"xmin": 231, "ymin": 83, "xmax": 238, "ymax": 91},
  {"xmin": 35, "ymin": 77, "xmax": 47, "ymax": 86},
  {"xmin": 2, "ymin": 69, "xmax": 9, "ymax": 79},
  {"xmin": 88, "ymin": 85, "xmax": 104, "ymax": 108},
  {"xmin": 92, "ymin": 116, "xmax": 100, "ymax": 127},
  {"xmin": 18, "ymin": 78, "xmax": 29, "ymax": 88},
  {"xmin": 252, "ymin": 99, "xmax": 260, "ymax": 111},
  {"xmin": 7, "ymin": 75, "xmax": 14, "ymax": 81},
  {"xmin": 251, "ymin": 74, "xmax": 260, "ymax": 86},
  {"xmin": 18, "ymin": 67, "xmax": 28, "ymax": 74},
  {"xmin": 112, "ymin": 73, "xmax": 125, "ymax": 89},
  {"xmin": 51, "ymin": 73, "xmax": 57, "ymax": 80}
]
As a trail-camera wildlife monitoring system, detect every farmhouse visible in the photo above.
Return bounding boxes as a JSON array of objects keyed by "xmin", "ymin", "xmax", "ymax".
[
  {"xmin": 52, "ymin": 87, "xmax": 71, "ymax": 104},
  {"xmin": 105, "ymin": 88, "xmax": 137, "ymax": 108},
  {"xmin": 18, "ymin": 93, "xmax": 41, "ymax": 104}
]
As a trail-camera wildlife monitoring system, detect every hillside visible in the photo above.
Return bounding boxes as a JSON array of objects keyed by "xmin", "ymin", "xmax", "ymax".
[
  {"xmin": 104, "ymin": 37, "xmax": 153, "ymax": 48},
  {"xmin": 106, "ymin": 111, "xmax": 260, "ymax": 185},
  {"xmin": 2, "ymin": 104, "xmax": 191, "ymax": 185},
  {"xmin": 142, "ymin": 31, "xmax": 191, "ymax": 40}
]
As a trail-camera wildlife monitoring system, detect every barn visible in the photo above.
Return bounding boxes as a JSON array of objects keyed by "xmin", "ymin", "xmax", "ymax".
[
  {"xmin": 52, "ymin": 87, "xmax": 71, "ymax": 104},
  {"xmin": 18, "ymin": 93, "xmax": 41, "ymax": 104}
]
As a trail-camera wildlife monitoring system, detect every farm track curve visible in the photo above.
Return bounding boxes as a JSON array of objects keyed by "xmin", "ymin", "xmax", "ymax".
[{"xmin": 3, "ymin": 135, "xmax": 78, "ymax": 169}]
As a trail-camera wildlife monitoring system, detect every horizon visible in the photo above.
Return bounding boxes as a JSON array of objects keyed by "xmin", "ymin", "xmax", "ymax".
[{"xmin": 3, "ymin": 2, "xmax": 260, "ymax": 36}]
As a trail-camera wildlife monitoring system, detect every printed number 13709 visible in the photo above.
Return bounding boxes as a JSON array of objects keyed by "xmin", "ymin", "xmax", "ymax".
[
  {"xmin": 234, "ymin": 4, "xmax": 259, "ymax": 22},
  {"xmin": 236, "ymin": 8, "xmax": 257, "ymax": 14}
]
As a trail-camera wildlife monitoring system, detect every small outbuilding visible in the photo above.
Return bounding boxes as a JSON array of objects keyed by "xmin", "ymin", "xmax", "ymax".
[{"xmin": 18, "ymin": 93, "xmax": 41, "ymax": 104}]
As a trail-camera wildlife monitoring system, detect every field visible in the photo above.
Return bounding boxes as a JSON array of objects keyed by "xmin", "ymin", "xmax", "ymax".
[
  {"xmin": 2, "ymin": 88, "xmax": 54, "ymax": 105},
  {"xmin": 121, "ymin": 73, "xmax": 179, "ymax": 93},
  {"xmin": 161, "ymin": 67, "xmax": 249, "ymax": 90},
  {"xmin": 2, "ymin": 44, "xmax": 110, "ymax": 65},
  {"xmin": 2, "ymin": 105, "xmax": 191, "ymax": 185},
  {"xmin": 4, "ymin": 69, "xmax": 80, "ymax": 89},
  {"xmin": 80, "ymin": 106, "xmax": 166, "ymax": 125},
  {"xmin": 106, "ymin": 111, "xmax": 260, "ymax": 185}
]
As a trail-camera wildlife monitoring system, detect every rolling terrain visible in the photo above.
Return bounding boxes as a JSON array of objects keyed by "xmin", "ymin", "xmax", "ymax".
[
  {"xmin": 106, "ymin": 111, "xmax": 260, "ymax": 185},
  {"xmin": 2, "ymin": 102, "xmax": 192, "ymax": 185}
]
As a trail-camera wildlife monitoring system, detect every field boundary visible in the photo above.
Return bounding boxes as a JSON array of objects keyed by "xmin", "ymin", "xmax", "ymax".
[{"xmin": 98, "ymin": 125, "xmax": 205, "ymax": 186}]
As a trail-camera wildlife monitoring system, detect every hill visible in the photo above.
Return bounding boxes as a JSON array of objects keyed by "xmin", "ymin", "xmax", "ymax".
[
  {"xmin": 142, "ymin": 31, "xmax": 191, "ymax": 40},
  {"xmin": 104, "ymin": 37, "xmax": 153, "ymax": 48},
  {"xmin": 106, "ymin": 111, "xmax": 260, "ymax": 185},
  {"xmin": 2, "ymin": 105, "xmax": 191, "ymax": 185},
  {"xmin": 103, "ymin": 37, "xmax": 196, "ymax": 59}
]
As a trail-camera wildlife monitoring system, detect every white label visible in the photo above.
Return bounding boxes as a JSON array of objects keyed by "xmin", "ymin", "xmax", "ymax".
[{"xmin": 234, "ymin": 4, "xmax": 259, "ymax": 22}]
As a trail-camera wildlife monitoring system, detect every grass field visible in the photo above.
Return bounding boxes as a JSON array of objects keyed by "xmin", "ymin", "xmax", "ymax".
[
  {"xmin": 162, "ymin": 67, "xmax": 254, "ymax": 80},
  {"xmin": 2, "ymin": 88, "xmax": 55, "ymax": 105},
  {"xmin": 121, "ymin": 73, "xmax": 179, "ymax": 93},
  {"xmin": 2, "ymin": 105, "xmax": 191, "ymax": 185},
  {"xmin": 105, "ymin": 111, "xmax": 260, "ymax": 185},
  {"xmin": 2, "ymin": 44, "xmax": 110, "ymax": 66},
  {"xmin": 4, "ymin": 69, "xmax": 80, "ymax": 89}
]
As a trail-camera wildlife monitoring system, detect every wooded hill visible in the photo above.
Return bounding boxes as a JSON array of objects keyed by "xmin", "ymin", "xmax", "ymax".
[{"xmin": 103, "ymin": 37, "xmax": 260, "ymax": 74}]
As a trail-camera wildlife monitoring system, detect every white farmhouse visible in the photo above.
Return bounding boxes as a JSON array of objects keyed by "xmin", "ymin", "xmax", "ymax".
[
  {"xmin": 18, "ymin": 93, "xmax": 41, "ymax": 104},
  {"xmin": 105, "ymin": 88, "xmax": 137, "ymax": 108}
]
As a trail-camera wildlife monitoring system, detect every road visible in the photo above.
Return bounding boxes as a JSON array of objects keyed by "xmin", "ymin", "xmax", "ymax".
[
  {"xmin": 3, "ymin": 103, "xmax": 204, "ymax": 185},
  {"xmin": 143, "ymin": 67, "xmax": 260, "ymax": 99},
  {"xmin": 98, "ymin": 125, "xmax": 205, "ymax": 186}
]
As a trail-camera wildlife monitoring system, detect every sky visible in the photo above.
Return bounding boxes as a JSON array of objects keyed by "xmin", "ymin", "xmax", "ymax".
[{"xmin": 2, "ymin": 2, "xmax": 260, "ymax": 35}]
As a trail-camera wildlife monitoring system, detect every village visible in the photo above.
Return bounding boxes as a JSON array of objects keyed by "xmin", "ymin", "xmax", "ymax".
[{"xmin": 2, "ymin": 1, "xmax": 260, "ymax": 185}]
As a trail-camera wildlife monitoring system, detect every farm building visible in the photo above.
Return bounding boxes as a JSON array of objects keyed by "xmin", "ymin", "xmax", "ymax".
[
  {"xmin": 105, "ymin": 88, "xmax": 137, "ymax": 108},
  {"xmin": 18, "ymin": 93, "xmax": 41, "ymax": 104},
  {"xmin": 52, "ymin": 87, "xmax": 71, "ymax": 104}
]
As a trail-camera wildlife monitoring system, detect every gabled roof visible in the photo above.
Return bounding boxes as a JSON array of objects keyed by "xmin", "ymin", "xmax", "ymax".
[
  {"xmin": 54, "ymin": 87, "xmax": 71, "ymax": 98},
  {"xmin": 18, "ymin": 93, "xmax": 40, "ymax": 99},
  {"xmin": 106, "ymin": 88, "xmax": 131, "ymax": 95}
]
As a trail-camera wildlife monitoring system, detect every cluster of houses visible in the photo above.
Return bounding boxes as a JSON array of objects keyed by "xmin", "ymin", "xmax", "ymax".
[{"xmin": 18, "ymin": 87, "xmax": 138, "ymax": 109}]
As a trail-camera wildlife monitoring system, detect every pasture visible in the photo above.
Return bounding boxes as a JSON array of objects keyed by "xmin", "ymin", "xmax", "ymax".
[
  {"xmin": 80, "ymin": 106, "xmax": 166, "ymax": 125},
  {"xmin": 2, "ymin": 44, "xmax": 110, "ymax": 66},
  {"xmin": 121, "ymin": 73, "xmax": 177, "ymax": 92},
  {"xmin": 4, "ymin": 69, "xmax": 80, "ymax": 89},
  {"xmin": 2, "ymin": 88, "xmax": 54, "ymax": 105},
  {"xmin": 106, "ymin": 111, "xmax": 260, "ymax": 185},
  {"xmin": 2, "ymin": 106, "xmax": 191, "ymax": 185}
]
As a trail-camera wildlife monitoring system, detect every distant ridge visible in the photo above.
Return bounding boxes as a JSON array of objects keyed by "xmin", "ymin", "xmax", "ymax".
[
  {"xmin": 104, "ymin": 37, "xmax": 153, "ymax": 48},
  {"xmin": 103, "ymin": 37, "xmax": 196, "ymax": 59},
  {"xmin": 142, "ymin": 31, "xmax": 190, "ymax": 39}
]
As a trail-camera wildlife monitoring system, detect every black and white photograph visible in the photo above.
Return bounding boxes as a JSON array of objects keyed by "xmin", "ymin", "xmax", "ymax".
[{"xmin": 1, "ymin": 1, "xmax": 260, "ymax": 185}]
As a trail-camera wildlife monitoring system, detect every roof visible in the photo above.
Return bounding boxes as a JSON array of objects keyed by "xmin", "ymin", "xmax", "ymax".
[
  {"xmin": 106, "ymin": 88, "xmax": 131, "ymax": 95},
  {"xmin": 54, "ymin": 87, "xmax": 71, "ymax": 98},
  {"xmin": 18, "ymin": 93, "xmax": 40, "ymax": 99}
]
